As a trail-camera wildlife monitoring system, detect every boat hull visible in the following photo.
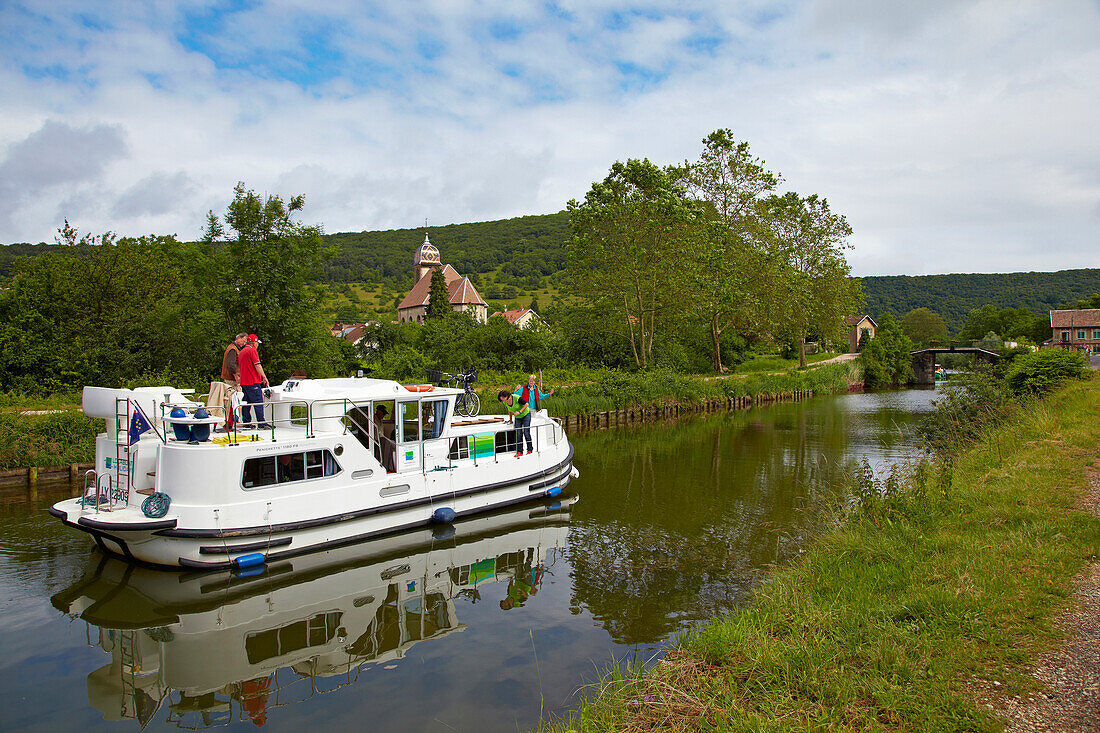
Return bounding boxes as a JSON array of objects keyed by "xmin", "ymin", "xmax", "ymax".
[{"xmin": 51, "ymin": 451, "xmax": 577, "ymax": 569}]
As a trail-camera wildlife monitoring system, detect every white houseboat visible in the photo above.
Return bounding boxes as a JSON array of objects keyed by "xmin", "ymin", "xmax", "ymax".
[{"xmin": 49, "ymin": 377, "xmax": 577, "ymax": 569}]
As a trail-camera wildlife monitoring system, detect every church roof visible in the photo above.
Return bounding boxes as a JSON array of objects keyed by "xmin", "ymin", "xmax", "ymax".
[
  {"xmin": 398, "ymin": 264, "xmax": 459, "ymax": 310},
  {"xmin": 447, "ymin": 276, "xmax": 487, "ymax": 307},
  {"xmin": 398, "ymin": 265, "xmax": 486, "ymax": 311}
]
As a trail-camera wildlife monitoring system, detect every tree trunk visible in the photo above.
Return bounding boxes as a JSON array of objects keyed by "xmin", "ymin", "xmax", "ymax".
[
  {"xmin": 711, "ymin": 312, "xmax": 723, "ymax": 373},
  {"xmin": 798, "ymin": 333, "xmax": 807, "ymax": 369},
  {"xmin": 625, "ymin": 295, "xmax": 642, "ymax": 368}
]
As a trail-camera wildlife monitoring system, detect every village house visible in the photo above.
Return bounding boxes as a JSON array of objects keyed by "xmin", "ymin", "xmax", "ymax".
[
  {"xmin": 1045, "ymin": 309, "xmax": 1100, "ymax": 353},
  {"xmin": 490, "ymin": 308, "xmax": 543, "ymax": 330},
  {"xmin": 397, "ymin": 234, "xmax": 488, "ymax": 324},
  {"xmin": 329, "ymin": 322, "xmax": 374, "ymax": 346},
  {"xmin": 845, "ymin": 315, "xmax": 877, "ymax": 353}
]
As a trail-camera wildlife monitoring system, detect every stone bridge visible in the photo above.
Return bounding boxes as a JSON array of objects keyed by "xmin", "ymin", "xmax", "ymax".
[{"xmin": 910, "ymin": 347, "xmax": 1000, "ymax": 385}]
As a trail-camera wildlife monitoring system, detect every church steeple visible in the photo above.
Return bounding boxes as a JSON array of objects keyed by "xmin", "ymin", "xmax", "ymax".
[{"xmin": 413, "ymin": 232, "xmax": 441, "ymax": 284}]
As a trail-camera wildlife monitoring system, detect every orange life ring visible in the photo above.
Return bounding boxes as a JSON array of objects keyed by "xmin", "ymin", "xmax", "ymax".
[{"xmin": 403, "ymin": 384, "xmax": 435, "ymax": 392}]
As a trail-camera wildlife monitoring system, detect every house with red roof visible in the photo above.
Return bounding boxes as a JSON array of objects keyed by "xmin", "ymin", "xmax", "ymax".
[
  {"xmin": 329, "ymin": 322, "xmax": 374, "ymax": 345},
  {"xmin": 1045, "ymin": 309, "xmax": 1100, "ymax": 353},
  {"xmin": 491, "ymin": 308, "xmax": 543, "ymax": 330}
]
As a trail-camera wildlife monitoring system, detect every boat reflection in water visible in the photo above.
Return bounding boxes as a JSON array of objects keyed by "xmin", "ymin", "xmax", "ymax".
[{"xmin": 51, "ymin": 496, "xmax": 576, "ymax": 729}]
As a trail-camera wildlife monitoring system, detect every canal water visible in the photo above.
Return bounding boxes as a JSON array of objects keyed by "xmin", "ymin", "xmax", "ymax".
[{"xmin": 0, "ymin": 389, "xmax": 936, "ymax": 732}]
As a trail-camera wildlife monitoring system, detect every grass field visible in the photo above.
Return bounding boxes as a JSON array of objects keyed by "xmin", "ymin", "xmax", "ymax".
[{"xmin": 549, "ymin": 373, "xmax": 1100, "ymax": 731}]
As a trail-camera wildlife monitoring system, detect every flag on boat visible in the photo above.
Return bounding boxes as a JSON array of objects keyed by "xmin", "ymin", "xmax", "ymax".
[{"xmin": 128, "ymin": 410, "xmax": 152, "ymax": 445}]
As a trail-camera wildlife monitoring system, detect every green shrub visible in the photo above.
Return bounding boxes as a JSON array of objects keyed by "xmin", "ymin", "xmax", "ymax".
[
  {"xmin": 1004, "ymin": 349, "xmax": 1088, "ymax": 396},
  {"xmin": 917, "ymin": 368, "xmax": 1015, "ymax": 457}
]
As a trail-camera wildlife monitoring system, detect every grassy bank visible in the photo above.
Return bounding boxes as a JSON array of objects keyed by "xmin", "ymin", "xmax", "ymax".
[
  {"xmin": 553, "ymin": 374, "xmax": 1100, "ymax": 731},
  {"xmin": 479, "ymin": 362, "xmax": 861, "ymax": 416}
]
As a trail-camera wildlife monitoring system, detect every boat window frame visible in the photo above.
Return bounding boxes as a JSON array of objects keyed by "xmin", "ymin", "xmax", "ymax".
[
  {"xmin": 241, "ymin": 447, "xmax": 343, "ymax": 490},
  {"xmin": 398, "ymin": 401, "xmax": 420, "ymax": 443}
]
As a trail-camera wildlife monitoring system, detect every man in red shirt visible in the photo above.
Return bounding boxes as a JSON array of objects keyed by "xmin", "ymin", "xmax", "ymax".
[{"xmin": 238, "ymin": 334, "xmax": 271, "ymax": 428}]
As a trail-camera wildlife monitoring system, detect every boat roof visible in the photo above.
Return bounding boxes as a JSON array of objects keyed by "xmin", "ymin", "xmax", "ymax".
[{"xmin": 277, "ymin": 377, "xmax": 462, "ymax": 402}]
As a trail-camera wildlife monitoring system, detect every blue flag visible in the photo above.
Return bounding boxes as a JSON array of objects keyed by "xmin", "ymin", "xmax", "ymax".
[{"xmin": 128, "ymin": 410, "xmax": 152, "ymax": 445}]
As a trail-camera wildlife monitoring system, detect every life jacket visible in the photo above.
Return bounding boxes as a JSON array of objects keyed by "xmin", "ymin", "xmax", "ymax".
[{"xmin": 520, "ymin": 384, "xmax": 539, "ymax": 410}]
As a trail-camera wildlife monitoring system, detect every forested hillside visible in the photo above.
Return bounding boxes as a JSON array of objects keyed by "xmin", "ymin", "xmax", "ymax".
[{"xmin": 860, "ymin": 270, "xmax": 1100, "ymax": 329}]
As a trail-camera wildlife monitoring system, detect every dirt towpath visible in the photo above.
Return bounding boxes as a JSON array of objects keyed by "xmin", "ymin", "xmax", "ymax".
[{"xmin": 982, "ymin": 464, "xmax": 1100, "ymax": 731}]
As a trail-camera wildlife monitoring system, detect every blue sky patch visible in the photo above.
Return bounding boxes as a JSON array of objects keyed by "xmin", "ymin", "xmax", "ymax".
[
  {"xmin": 614, "ymin": 61, "xmax": 668, "ymax": 93},
  {"xmin": 488, "ymin": 19, "xmax": 523, "ymax": 42}
]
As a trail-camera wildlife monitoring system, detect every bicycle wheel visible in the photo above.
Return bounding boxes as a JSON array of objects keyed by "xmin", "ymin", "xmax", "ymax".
[
  {"xmin": 454, "ymin": 394, "xmax": 470, "ymax": 418},
  {"xmin": 464, "ymin": 391, "xmax": 480, "ymax": 417}
]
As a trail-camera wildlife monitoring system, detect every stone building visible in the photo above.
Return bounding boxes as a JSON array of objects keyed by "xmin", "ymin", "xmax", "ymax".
[{"xmin": 397, "ymin": 234, "xmax": 488, "ymax": 324}]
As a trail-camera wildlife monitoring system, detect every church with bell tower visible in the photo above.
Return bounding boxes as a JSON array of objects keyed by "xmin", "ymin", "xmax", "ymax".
[{"xmin": 397, "ymin": 233, "xmax": 488, "ymax": 324}]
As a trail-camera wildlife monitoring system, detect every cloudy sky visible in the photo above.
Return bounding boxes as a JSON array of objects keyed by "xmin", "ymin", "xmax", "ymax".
[{"xmin": 1, "ymin": 1, "xmax": 1097, "ymax": 275}]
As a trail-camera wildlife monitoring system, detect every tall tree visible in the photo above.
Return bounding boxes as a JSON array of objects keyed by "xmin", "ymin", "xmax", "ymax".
[
  {"xmin": 426, "ymin": 268, "xmax": 450, "ymax": 320},
  {"xmin": 682, "ymin": 129, "xmax": 779, "ymax": 372},
  {"xmin": 901, "ymin": 307, "xmax": 948, "ymax": 345},
  {"xmin": 567, "ymin": 159, "xmax": 694, "ymax": 368},
  {"xmin": 862, "ymin": 313, "xmax": 914, "ymax": 388},
  {"xmin": 205, "ymin": 183, "xmax": 341, "ymax": 380},
  {"xmin": 765, "ymin": 192, "xmax": 862, "ymax": 367}
]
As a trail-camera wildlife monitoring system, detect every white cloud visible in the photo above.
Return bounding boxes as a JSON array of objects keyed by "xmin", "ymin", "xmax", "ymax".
[{"xmin": 112, "ymin": 171, "xmax": 198, "ymax": 218}]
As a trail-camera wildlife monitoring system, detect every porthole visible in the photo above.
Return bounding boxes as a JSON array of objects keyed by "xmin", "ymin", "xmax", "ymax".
[{"xmin": 334, "ymin": 444, "xmax": 344, "ymax": 456}]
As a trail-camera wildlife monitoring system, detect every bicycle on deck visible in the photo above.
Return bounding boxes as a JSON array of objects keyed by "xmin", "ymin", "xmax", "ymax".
[{"xmin": 426, "ymin": 369, "xmax": 481, "ymax": 418}]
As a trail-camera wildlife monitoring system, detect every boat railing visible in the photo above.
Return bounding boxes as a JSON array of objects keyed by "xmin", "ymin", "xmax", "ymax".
[
  {"xmin": 416, "ymin": 417, "xmax": 565, "ymax": 474},
  {"xmin": 136, "ymin": 397, "xmax": 566, "ymax": 477},
  {"xmin": 79, "ymin": 472, "xmax": 114, "ymax": 513}
]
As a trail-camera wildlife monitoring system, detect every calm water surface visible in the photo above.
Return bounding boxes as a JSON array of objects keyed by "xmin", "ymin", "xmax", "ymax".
[{"xmin": 0, "ymin": 389, "xmax": 936, "ymax": 732}]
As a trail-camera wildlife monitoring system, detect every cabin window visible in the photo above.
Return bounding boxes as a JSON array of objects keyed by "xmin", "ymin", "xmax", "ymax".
[
  {"xmin": 399, "ymin": 402, "xmax": 420, "ymax": 443},
  {"xmin": 344, "ymin": 406, "xmax": 373, "ymax": 450},
  {"xmin": 449, "ymin": 436, "xmax": 470, "ymax": 459},
  {"xmin": 245, "ymin": 611, "xmax": 343, "ymax": 664},
  {"xmin": 421, "ymin": 399, "xmax": 448, "ymax": 440},
  {"xmin": 242, "ymin": 449, "xmax": 342, "ymax": 489},
  {"xmin": 495, "ymin": 430, "xmax": 520, "ymax": 454}
]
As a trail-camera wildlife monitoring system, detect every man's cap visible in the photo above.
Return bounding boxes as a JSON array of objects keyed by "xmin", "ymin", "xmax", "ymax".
[{"xmin": 248, "ymin": 334, "xmax": 262, "ymax": 344}]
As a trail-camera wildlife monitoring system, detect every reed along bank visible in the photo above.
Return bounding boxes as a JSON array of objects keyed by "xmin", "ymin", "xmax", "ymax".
[{"xmin": 551, "ymin": 373, "xmax": 1100, "ymax": 731}]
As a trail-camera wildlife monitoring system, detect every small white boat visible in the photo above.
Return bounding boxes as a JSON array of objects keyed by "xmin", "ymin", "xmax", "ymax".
[{"xmin": 49, "ymin": 377, "xmax": 578, "ymax": 569}]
